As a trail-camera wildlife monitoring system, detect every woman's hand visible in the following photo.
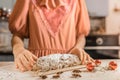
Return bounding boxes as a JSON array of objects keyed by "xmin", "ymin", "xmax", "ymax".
[
  {"xmin": 70, "ymin": 48, "xmax": 94, "ymax": 65},
  {"xmin": 14, "ymin": 48, "xmax": 38, "ymax": 72}
]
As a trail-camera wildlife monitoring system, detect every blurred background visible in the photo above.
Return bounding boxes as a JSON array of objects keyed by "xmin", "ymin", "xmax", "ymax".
[{"xmin": 0, "ymin": 0, "xmax": 120, "ymax": 61}]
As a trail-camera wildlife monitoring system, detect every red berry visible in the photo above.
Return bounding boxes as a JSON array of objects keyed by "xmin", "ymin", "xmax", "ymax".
[
  {"xmin": 86, "ymin": 62, "xmax": 95, "ymax": 72},
  {"xmin": 108, "ymin": 61, "xmax": 117, "ymax": 70},
  {"xmin": 95, "ymin": 60, "xmax": 101, "ymax": 66}
]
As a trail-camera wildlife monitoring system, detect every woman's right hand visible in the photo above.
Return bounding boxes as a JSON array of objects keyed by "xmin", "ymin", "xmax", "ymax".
[{"xmin": 13, "ymin": 48, "xmax": 38, "ymax": 72}]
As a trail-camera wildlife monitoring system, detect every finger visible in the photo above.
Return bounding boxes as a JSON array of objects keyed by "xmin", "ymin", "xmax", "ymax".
[
  {"xmin": 15, "ymin": 61, "xmax": 19, "ymax": 69},
  {"xmin": 30, "ymin": 56, "xmax": 36, "ymax": 66},
  {"xmin": 24, "ymin": 53, "xmax": 37, "ymax": 66},
  {"xmin": 14, "ymin": 59, "xmax": 18, "ymax": 68},
  {"xmin": 81, "ymin": 51, "xmax": 85, "ymax": 64},
  {"xmin": 90, "ymin": 57, "xmax": 95, "ymax": 62},
  {"xmin": 25, "ymin": 51, "xmax": 38, "ymax": 61},
  {"xmin": 31, "ymin": 54, "xmax": 38, "ymax": 63},
  {"xmin": 82, "ymin": 52, "xmax": 87, "ymax": 65},
  {"xmin": 79, "ymin": 50, "xmax": 82, "ymax": 61},
  {"xmin": 87, "ymin": 54, "xmax": 94, "ymax": 62},
  {"xmin": 32, "ymin": 54, "xmax": 38, "ymax": 61},
  {"xmin": 80, "ymin": 50, "xmax": 84, "ymax": 64},
  {"xmin": 87, "ymin": 55, "xmax": 91, "ymax": 62},
  {"xmin": 82, "ymin": 50, "xmax": 88, "ymax": 64},
  {"xmin": 17, "ymin": 59, "xmax": 26, "ymax": 72},
  {"xmin": 20, "ymin": 55, "xmax": 33, "ymax": 71}
]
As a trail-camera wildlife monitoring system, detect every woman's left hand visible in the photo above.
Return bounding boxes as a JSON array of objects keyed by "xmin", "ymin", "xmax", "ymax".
[{"xmin": 70, "ymin": 48, "xmax": 94, "ymax": 65}]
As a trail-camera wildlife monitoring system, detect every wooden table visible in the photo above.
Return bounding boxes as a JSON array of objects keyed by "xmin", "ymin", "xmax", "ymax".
[{"xmin": 0, "ymin": 59, "xmax": 120, "ymax": 80}]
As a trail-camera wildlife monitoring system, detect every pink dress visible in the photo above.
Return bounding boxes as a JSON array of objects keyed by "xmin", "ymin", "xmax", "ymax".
[{"xmin": 9, "ymin": 0, "xmax": 90, "ymax": 57}]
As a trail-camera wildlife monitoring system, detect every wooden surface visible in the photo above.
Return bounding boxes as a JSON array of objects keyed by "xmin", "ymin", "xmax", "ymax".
[{"xmin": 0, "ymin": 59, "xmax": 120, "ymax": 80}]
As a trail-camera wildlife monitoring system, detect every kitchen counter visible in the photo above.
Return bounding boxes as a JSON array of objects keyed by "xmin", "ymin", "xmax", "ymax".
[{"xmin": 0, "ymin": 59, "xmax": 120, "ymax": 80}]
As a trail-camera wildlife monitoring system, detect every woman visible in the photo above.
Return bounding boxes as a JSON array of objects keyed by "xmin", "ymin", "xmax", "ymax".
[{"xmin": 9, "ymin": 0, "xmax": 93, "ymax": 72}]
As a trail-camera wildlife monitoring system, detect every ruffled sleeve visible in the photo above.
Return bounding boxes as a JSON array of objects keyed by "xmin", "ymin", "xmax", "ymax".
[
  {"xmin": 9, "ymin": 0, "xmax": 30, "ymax": 38},
  {"xmin": 76, "ymin": 0, "xmax": 90, "ymax": 37}
]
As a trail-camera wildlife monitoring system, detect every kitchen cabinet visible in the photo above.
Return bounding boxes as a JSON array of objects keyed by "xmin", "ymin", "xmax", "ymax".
[
  {"xmin": 85, "ymin": 35, "xmax": 120, "ymax": 59},
  {"xmin": 85, "ymin": 0, "xmax": 109, "ymax": 17},
  {"xmin": 0, "ymin": 0, "xmax": 16, "ymax": 9}
]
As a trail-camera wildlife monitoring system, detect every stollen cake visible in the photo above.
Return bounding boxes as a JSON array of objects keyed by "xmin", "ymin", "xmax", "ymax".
[{"xmin": 33, "ymin": 53, "xmax": 81, "ymax": 72}]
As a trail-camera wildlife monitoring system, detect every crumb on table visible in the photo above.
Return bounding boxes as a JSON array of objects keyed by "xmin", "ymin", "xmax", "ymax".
[
  {"xmin": 52, "ymin": 74, "xmax": 60, "ymax": 79},
  {"xmin": 57, "ymin": 72, "xmax": 63, "ymax": 74},
  {"xmin": 39, "ymin": 75, "xmax": 47, "ymax": 79},
  {"xmin": 71, "ymin": 73, "xmax": 81, "ymax": 78},
  {"xmin": 72, "ymin": 69, "xmax": 81, "ymax": 73}
]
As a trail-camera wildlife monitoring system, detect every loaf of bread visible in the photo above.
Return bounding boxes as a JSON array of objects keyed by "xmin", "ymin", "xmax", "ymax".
[{"xmin": 33, "ymin": 53, "xmax": 81, "ymax": 72}]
